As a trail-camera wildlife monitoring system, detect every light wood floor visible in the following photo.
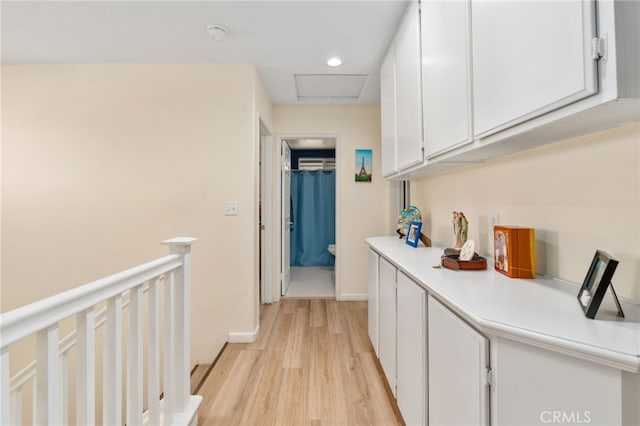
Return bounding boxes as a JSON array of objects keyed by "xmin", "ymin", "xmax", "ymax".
[{"xmin": 196, "ymin": 299, "xmax": 404, "ymax": 426}]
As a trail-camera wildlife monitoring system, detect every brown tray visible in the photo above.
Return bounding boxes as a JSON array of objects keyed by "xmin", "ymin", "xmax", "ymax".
[{"xmin": 441, "ymin": 254, "xmax": 487, "ymax": 271}]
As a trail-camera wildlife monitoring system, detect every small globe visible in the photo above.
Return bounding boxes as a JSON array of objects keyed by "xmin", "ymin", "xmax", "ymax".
[{"xmin": 397, "ymin": 205, "xmax": 422, "ymax": 236}]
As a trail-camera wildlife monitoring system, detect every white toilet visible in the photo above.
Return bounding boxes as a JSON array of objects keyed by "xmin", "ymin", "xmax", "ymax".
[{"xmin": 328, "ymin": 244, "xmax": 336, "ymax": 256}]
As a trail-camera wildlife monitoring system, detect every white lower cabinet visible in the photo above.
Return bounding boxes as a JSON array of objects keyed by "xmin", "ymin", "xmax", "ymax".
[
  {"xmin": 367, "ymin": 249, "xmax": 380, "ymax": 356},
  {"xmin": 396, "ymin": 272, "xmax": 426, "ymax": 426},
  {"xmin": 428, "ymin": 295, "xmax": 490, "ymax": 425},
  {"xmin": 367, "ymin": 238, "xmax": 640, "ymax": 426},
  {"xmin": 378, "ymin": 257, "xmax": 397, "ymax": 397},
  {"xmin": 492, "ymin": 337, "xmax": 624, "ymax": 426}
]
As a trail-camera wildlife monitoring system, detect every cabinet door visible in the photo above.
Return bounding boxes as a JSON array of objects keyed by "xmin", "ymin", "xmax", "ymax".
[
  {"xmin": 492, "ymin": 337, "xmax": 622, "ymax": 426},
  {"xmin": 380, "ymin": 45, "xmax": 397, "ymax": 177},
  {"xmin": 378, "ymin": 257, "xmax": 397, "ymax": 396},
  {"xmin": 422, "ymin": 0, "xmax": 473, "ymax": 158},
  {"xmin": 367, "ymin": 249, "xmax": 380, "ymax": 356},
  {"xmin": 428, "ymin": 295, "xmax": 489, "ymax": 425},
  {"xmin": 472, "ymin": 0, "xmax": 597, "ymax": 137},
  {"xmin": 395, "ymin": 0, "xmax": 423, "ymax": 171},
  {"xmin": 397, "ymin": 272, "xmax": 426, "ymax": 426}
]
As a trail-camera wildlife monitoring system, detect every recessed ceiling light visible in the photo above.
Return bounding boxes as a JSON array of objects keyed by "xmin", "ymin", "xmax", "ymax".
[
  {"xmin": 207, "ymin": 25, "xmax": 228, "ymax": 41},
  {"xmin": 326, "ymin": 57, "xmax": 343, "ymax": 67}
]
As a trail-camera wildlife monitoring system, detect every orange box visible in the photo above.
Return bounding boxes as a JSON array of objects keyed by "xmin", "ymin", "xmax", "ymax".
[{"xmin": 494, "ymin": 226, "xmax": 536, "ymax": 279}]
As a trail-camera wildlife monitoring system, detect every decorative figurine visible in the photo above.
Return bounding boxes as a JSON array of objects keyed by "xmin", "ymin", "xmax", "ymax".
[{"xmin": 452, "ymin": 211, "xmax": 468, "ymax": 249}]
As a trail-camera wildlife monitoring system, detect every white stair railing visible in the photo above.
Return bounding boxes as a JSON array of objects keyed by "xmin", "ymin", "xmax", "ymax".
[{"xmin": 0, "ymin": 237, "xmax": 202, "ymax": 426}]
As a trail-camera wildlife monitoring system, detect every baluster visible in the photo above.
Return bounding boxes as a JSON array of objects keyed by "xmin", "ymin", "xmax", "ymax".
[
  {"xmin": 11, "ymin": 388, "xmax": 22, "ymax": 425},
  {"xmin": 161, "ymin": 237, "xmax": 197, "ymax": 413},
  {"xmin": 163, "ymin": 272, "xmax": 175, "ymax": 424},
  {"xmin": 61, "ymin": 354, "xmax": 69, "ymax": 425},
  {"xmin": 32, "ymin": 378, "xmax": 37, "ymax": 424},
  {"xmin": 103, "ymin": 295, "xmax": 123, "ymax": 425},
  {"xmin": 148, "ymin": 278, "xmax": 161, "ymax": 425},
  {"xmin": 36, "ymin": 325, "xmax": 61, "ymax": 425},
  {"xmin": 173, "ymin": 264, "xmax": 188, "ymax": 411},
  {"xmin": 1, "ymin": 348, "xmax": 9, "ymax": 425},
  {"xmin": 77, "ymin": 308, "xmax": 95, "ymax": 425},
  {"xmin": 127, "ymin": 285, "xmax": 143, "ymax": 426}
]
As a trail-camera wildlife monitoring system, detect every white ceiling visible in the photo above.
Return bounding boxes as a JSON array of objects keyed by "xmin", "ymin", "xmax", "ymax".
[{"xmin": 1, "ymin": 0, "xmax": 409, "ymax": 105}]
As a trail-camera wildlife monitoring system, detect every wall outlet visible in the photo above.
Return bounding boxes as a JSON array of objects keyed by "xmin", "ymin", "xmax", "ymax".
[{"xmin": 224, "ymin": 201, "xmax": 239, "ymax": 216}]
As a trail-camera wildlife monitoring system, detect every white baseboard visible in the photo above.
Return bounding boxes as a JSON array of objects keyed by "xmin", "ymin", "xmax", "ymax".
[
  {"xmin": 338, "ymin": 293, "xmax": 368, "ymax": 301},
  {"xmin": 228, "ymin": 324, "xmax": 260, "ymax": 343}
]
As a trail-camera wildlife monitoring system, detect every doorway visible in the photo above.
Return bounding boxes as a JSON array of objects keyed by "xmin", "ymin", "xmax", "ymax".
[{"xmin": 280, "ymin": 137, "xmax": 338, "ymax": 298}]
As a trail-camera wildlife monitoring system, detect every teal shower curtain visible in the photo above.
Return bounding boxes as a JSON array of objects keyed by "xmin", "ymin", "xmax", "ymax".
[{"xmin": 290, "ymin": 170, "xmax": 336, "ymax": 266}]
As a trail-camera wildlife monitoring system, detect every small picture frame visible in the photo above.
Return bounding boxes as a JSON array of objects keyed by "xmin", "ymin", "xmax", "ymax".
[
  {"xmin": 577, "ymin": 250, "xmax": 623, "ymax": 319},
  {"xmin": 406, "ymin": 221, "xmax": 422, "ymax": 248}
]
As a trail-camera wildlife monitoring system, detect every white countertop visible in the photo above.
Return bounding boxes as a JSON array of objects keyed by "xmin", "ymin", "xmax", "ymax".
[{"xmin": 366, "ymin": 236, "xmax": 640, "ymax": 373}]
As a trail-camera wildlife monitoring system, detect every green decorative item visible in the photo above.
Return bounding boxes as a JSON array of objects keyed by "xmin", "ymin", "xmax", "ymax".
[{"xmin": 397, "ymin": 205, "xmax": 422, "ymax": 237}]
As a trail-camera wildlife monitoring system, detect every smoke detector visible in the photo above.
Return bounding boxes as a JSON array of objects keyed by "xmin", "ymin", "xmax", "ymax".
[{"xmin": 207, "ymin": 25, "xmax": 228, "ymax": 41}]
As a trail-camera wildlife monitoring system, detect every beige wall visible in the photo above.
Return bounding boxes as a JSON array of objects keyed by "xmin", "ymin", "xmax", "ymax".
[
  {"xmin": 2, "ymin": 64, "xmax": 271, "ymax": 364},
  {"xmin": 274, "ymin": 105, "xmax": 388, "ymax": 297},
  {"xmin": 411, "ymin": 123, "xmax": 640, "ymax": 301}
]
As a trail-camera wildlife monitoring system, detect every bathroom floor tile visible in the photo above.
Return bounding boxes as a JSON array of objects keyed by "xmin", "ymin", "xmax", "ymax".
[{"xmin": 285, "ymin": 266, "xmax": 335, "ymax": 298}]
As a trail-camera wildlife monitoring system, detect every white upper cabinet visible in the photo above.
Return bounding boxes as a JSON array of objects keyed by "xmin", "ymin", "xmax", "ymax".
[
  {"xmin": 421, "ymin": 0, "xmax": 473, "ymax": 158},
  {"xmin": 380, "ymin": 45, "xmax": 397, "ymax": 177},
  {"xmin": 380, "ymin": 0, "xmax": 636, "ymax": 179},
  {"xmin": 394, "ymin": 0, "xmax": 423, "ymax": 171},
  {"xmin": 472, "ymin": 0, "xmax": 598, "ymax": 138}
]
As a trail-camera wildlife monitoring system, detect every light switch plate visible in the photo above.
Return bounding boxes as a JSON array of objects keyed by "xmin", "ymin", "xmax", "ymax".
[{"xmin": 224, "ymin": 201, "xmax": 239, "ymax": 216}]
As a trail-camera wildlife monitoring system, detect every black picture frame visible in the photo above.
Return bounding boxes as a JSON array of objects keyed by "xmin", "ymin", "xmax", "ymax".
[
  {"xmin": 406, "ymin": 221, "xmax": 422, "ymax": 248},
  {"xmin": 577, "ymin": 250, "xmax": 623, "ymax": 319}
]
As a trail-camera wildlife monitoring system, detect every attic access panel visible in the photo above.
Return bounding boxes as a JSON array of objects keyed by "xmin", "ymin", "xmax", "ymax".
[{"xmin": 294, "ymin": 74, "xmax": 368, "ymax": 100}]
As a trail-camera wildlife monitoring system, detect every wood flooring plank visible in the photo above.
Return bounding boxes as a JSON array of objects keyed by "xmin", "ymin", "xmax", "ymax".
[
  {"xmin": 326, "ymin": 299, "xmax": 345, "ymax": 335},
  {"xmin": 197, "ymin": 300, "xmax": 403, "ymax": 426},
  {"xmin": 309, "ymin": 299, "xmax": 327, "ymax": 327},
  {"xmin": 197, "ymin": 344, "xmax": 244, "ymax": 424},
  {"xmin": 308, "ymin": 326, "xmax": 335, "ymax": 421},
  {"xmin": 282, "ymin": 302, "xmax": 310, "ymax": 368},
  {"xmin": 327, "ymin": 332, "xmax": 354, "ymax": 426},
  {"xmin": 227, "ymin": 351, "xmax": 269, "ymax": 426},
  {"xmin": 203, "ymin": 349, "xmax": 262, "ymax": 425},
  {"xmin": 274, "ymin": 368, "xmax": 308, "ymax": 426},
  {"xmin": 238, "ymin": 311, "xmax": 293, "ymax": 425},
  {"xmin": 344, "ymin": 302, "xmax": 374, "ymax": 354},
  {"xmin": 359, "ymin": 352, "xmax": 403, "ymax": 425}
]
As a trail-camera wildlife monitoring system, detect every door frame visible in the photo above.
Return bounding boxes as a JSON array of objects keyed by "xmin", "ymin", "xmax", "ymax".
[
  {"xmin": 259, "ymin": 120, "xmax": 274, "ymax": 304},
  {"xmin": 280, "ymin": 141, "xmax": 292, "ymax": 297},
  {"xmin": 274, "ymin": 134, "xmax": 340, "ymax": 301}
]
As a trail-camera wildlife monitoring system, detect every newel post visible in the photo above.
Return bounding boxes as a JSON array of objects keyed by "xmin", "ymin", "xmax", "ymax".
[{"xmin": 161, "ymin": 237, "xmax": 198, "ymax": 413}]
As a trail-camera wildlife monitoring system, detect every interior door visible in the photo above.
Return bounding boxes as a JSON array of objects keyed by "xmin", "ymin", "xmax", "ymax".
[{"xmin": 281, "ymin": 142, "xmax": 292, "ymax": 296}]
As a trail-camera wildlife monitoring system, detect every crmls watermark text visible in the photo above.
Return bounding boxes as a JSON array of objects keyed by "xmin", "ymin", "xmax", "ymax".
[{"xmin": 540, "ymin": 411, "xmax": 592, "ymax": 424}]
